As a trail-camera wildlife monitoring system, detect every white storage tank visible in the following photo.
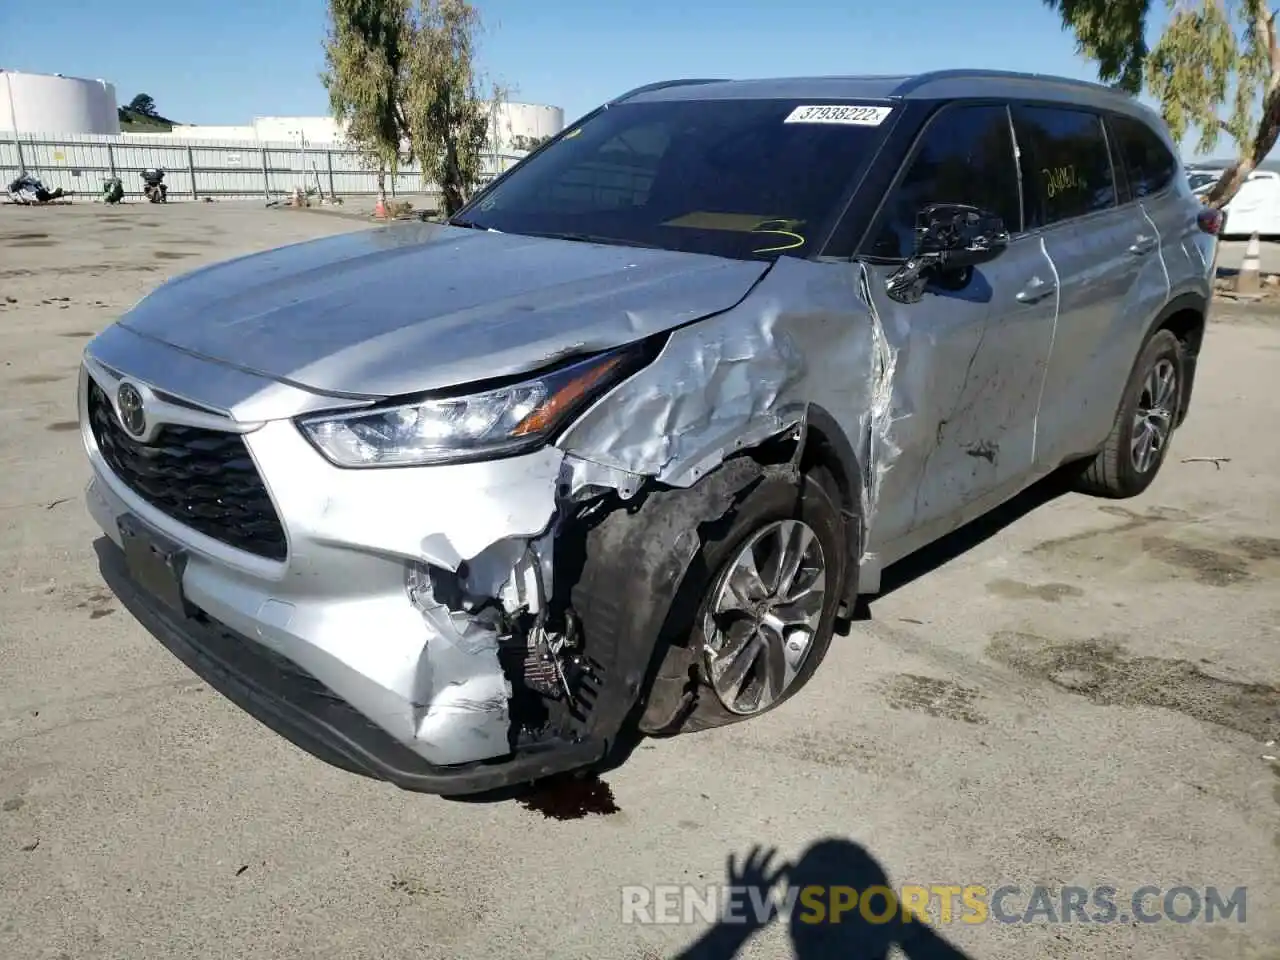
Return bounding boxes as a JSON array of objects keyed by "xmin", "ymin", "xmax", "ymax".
[
  {"xmin": 1, "ymin": 69, "xmax": 121, "ymax": 136},
  {"xmin": 495, "ymin": 102, "xmax": 564, "ymax": 150}
]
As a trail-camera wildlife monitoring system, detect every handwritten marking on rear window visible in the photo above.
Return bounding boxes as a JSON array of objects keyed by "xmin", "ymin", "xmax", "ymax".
[
  {"xmin": 1043, "ymin": 165, "xmax": 1080, "ymax": 198},
  {"xmin": 783, "ymin": 104, "xmax": 893, "ymax": 126}
]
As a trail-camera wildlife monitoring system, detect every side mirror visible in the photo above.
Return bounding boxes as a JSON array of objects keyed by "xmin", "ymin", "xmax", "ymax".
[{"xmin": 885, "ymin": 203, "xmax": 1011, "ymax": 304}]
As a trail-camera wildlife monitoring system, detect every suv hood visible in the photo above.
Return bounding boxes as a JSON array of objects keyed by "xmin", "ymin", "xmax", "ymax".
[{"xmin": 118, "ymin": 222, "xmax": 769, "ymax": 398}]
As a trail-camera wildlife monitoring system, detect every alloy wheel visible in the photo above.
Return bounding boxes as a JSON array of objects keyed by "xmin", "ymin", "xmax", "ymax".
[
  {"xmin": 702, "ymin": 519, "xmax": 827, "ymax": 716},
  {"xmin": 1131, "ymin": 357, "xmax": 1178, "ymax": 474}
]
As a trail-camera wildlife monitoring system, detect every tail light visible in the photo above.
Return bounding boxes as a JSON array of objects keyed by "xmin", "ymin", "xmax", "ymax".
[{"xmin": 1197, "ymin": 208, "xmax": 1224, "ymax": 235}]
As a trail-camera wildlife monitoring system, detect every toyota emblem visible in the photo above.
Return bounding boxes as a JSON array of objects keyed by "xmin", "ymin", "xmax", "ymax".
[{"xmin": 116, "ymin": 382, "xmax": 146, "ymax": 437}]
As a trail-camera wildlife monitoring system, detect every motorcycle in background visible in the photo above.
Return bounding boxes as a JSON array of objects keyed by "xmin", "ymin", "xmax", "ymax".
[{"xmin": 141, "ymin": 168, "xmax": 167, "ymax": 203}]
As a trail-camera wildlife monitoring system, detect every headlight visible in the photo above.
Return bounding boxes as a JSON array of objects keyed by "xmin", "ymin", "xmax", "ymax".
[{"xmin": 297, "ymin": 348, "xmax": 640, "ymax": 467}]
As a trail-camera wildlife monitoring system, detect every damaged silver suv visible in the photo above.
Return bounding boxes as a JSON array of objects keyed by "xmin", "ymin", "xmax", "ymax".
[{"xmin": 80, "ymin": 70, "xmax": 1220, "ymax": 795}]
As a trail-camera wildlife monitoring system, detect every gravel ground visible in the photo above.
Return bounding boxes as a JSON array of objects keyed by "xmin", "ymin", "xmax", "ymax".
[{"xmin": 1, "ymin": 203, "xmax": 1278, "ymax": 960}]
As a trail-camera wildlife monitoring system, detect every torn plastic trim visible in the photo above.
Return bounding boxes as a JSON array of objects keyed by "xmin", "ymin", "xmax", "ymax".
[
  {"xmin": 553, "ymin": 255, "xmax": 899, "ymax": 578},
  {"xmin": 858, "ymin": 259, "xmax": 901, "ymax": 564},
  {"xmin": 394, "ymin": 451, "xmax": 655, "ymax": 760},
  {"xmin": 400, "ymin": 445, "xmax": 790, "ymax": 758},
  {"xmin": 563, "ymin": 455, "xmax": 781, "ymax": 740},
  {"xmin": 386, "ymin": 252, "xmax": 915, "ymax": 761}
]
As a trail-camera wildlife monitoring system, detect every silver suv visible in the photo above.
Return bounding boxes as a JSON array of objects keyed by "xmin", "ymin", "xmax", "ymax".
[{"xmin": 80, "ymin": 71, "xmax": 1220, "ymax": 795}]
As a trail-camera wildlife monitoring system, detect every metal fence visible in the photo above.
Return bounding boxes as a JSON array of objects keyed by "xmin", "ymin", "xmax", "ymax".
[{"xmin": 2, "ymin": 131, "xmax": 524, "ymax": 204}]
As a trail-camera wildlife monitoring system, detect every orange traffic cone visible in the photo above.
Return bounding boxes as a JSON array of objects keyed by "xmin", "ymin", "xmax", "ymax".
[{"xmin": 373, "ymin": 197, "xmax": 388, "ymax": 219}]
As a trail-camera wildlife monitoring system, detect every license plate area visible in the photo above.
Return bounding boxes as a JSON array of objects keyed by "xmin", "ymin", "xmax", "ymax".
[{"xmin": 118, "ymin": 513, "xmax": 193, "ymax": 617}]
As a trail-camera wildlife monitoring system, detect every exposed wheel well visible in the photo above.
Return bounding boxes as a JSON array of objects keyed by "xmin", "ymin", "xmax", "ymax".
[
  {"xmin": 799, "ymin": 426, "xmax": 857, "ymax": 519},
  {"xmin": 796, "ymin": 423, "xmax": 864, "ymax": 610},
  {"xmin": 1159, "ymin": 307, "xmax": 1205, "ymax": 357},
  {"xmin": 738, "ymin": 418, "xmax": 863, "ymax": 609},
  {"xmin": 1155, "ymin": 306, "xmax": 1205, "ymax": 426}
]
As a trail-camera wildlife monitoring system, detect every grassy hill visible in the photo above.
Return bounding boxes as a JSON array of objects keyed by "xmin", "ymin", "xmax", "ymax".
[{"xmin": 117, "ymin": 107, "xmax": 176, "ymax": 133}]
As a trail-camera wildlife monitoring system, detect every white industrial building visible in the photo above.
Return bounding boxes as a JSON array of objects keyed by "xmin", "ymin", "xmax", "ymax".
[
  {"xmin": 3, "ymin": 68, "xmax": 564, "ymax": 202},
  {"xmin": 169, "ymin": 102, "xmax": 565, "ymax": 152},
  {"xmin": 1, "ymin": 69, "xmax": 120, "ymax": 136},
  {"xmin": 2, "ymin": 67, "xmax": 563, "ymax": 152}
]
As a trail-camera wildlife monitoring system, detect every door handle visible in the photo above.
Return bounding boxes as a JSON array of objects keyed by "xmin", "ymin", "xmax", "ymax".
[
  {"xmin": 1129, "ymin": 234, "xmax": 1157, "ymax": 255},
  {"xmin": 1016, "ymin": 276, "xmax": 1057, "ymax": 303}
]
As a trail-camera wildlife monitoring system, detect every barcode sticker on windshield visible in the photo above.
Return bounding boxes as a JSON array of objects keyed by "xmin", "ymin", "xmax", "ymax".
[{"xmin": 783, "ymin": 104, "xmax": 893, "ymax": 126}]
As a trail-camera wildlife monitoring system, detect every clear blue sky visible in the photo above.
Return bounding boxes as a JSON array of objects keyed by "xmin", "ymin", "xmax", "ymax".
[{"xmin": 1, "ymin": 0, "xmax": 1209, "ymax": 156}]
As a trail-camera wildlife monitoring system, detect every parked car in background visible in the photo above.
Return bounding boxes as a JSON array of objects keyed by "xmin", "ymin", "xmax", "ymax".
[
  {"xmin": 1187, "ymin": 168, "xmax": 1223, "ymax": 195},
  {"xmin": 79, "ymin": 70, "xmax": 1220, "ymax": 796},
  {"xmin": 1187, "ymin": 166, "xmax": 1280, "ymax": 237}
]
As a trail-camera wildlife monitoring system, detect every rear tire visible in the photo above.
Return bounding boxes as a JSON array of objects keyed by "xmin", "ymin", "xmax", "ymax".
[{"xmin": 1074, "ymin": 328, "xmax": 1183, "ymax": 498}]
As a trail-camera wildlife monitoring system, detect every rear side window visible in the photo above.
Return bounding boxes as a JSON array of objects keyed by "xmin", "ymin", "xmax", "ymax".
[
  {"xmin": 1014, "ymin": 106, "xmax": 1117, "ymax": 227},
  {"xmin": 867, "ymin": 104, "xmax": 1022, "ymax": 259},
  {"xmin": 1109, "ymin": 114, "xmax": 1178, "ymax": 198}
]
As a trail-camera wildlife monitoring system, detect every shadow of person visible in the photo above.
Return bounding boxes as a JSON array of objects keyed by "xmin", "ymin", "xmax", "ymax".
[
  {"xmin": 787, "ymin": 840, "xmax": 973, "ymax": 960},
  {"xmin": 673, "ymin": 840, "xmax": 974, "ymax": 960}
]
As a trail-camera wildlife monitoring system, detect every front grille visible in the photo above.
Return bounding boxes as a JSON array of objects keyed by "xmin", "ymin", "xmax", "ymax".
[{"xmin": 87, "ymin": 378, "xmax": 288, "ymax": 561}]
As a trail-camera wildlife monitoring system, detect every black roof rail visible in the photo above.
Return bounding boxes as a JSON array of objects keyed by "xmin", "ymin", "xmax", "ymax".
[
  {"xmin": 892, "ymin": 69, "xmax": 1119, "ymax": 97},
  {"xmin": 609, "ymin": 78, "xmax": 728, "ymax": 104}
]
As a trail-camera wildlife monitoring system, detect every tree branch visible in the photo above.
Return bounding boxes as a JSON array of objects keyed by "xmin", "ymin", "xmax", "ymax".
[{"xmin": 1264, "ymin": 10, "xmax": 1280, "ymax": 88}]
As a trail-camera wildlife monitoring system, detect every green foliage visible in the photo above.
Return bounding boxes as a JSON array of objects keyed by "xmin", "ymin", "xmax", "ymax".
[
  {"xmin": 1145, "ymin": 0, "xmax": 1270, "ymax": 156},
  {"xmin": 128, "ymin": 94, "xmax": 158, "ymax": 117},
  {"xmin": 403, "ymin": 0, "xmax": 498, "ymax": 216},
  {"xmin": 1046, "ymin": 0, "xmax": 1280, "ymax": 206},
  {"xmin": 119, "ymin": 93, "xmax": 172, "ymax": 131},
  {"xmin": 1043, "ymin": 0, "xmax": 1154, "ymax": 93},
  {"xmin": 322, "ymin": 0, "xmax": 412, "ymax": 195},
  {"xmin": 511, "ymin": 133, "xmax": 551, "ymax": 151},
  {"xmin": 322, "ymin": 0, "xmax": 498, "ymax": 213}
]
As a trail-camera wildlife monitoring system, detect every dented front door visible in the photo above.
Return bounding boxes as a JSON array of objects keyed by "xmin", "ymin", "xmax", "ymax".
[
  {"xmin": 851, "ymin": 101, "xmax": 1060, "ymax": 552},
  {"xmin": 861, "ymin": 240, "xmax": 1059, "ymax": 549}
]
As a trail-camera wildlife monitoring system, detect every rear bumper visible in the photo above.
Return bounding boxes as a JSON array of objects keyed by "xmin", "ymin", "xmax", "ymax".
[{"xmin": 96, "ymin": 535, "xmax": 607, "ymax": 795}]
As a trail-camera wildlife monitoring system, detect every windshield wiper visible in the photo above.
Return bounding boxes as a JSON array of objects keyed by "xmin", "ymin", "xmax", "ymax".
[
  {"xmin": 522, "ymin": 231, "xmax": 663, "ymax": 250},
  {"xmin": 448, "ymin": 217, "xmax": 487, "ymax": 230}
]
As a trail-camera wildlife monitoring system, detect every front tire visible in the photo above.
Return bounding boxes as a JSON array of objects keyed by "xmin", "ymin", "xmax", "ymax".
[
  {"xmin": 1074, "ymin": 328, "xmax": 1183, "ymax": 498},
  {"xmin": 672, "ymin": 467, "xmax": 848, "ymax": 732}
]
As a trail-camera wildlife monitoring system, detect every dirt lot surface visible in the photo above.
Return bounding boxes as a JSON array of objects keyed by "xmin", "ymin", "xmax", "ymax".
[{"xmin": 1, "ymin": 203, "xmax": 1278, "ymax": 960}]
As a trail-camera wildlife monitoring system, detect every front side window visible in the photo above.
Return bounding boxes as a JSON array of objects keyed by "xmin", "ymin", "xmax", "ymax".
[
  {"xmin": 1109, "ymin": 113, "xmax": 1178, "ymax": 198},
  {"xmin": 455, "ymin": 98, "xmax": 894, "ymax": 261},
  {"xmin": 1014, "ymin": 105, "xmax": 1117, "ymax": 228},
  {"xmin": 866, "ymin": 104, "xmax": 1022, "ymax": 260}
]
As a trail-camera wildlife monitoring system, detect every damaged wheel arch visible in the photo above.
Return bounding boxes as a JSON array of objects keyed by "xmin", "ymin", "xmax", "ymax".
[{"xmin": 557, "ymin": 448, "xmax": 855, "ymax": 753}]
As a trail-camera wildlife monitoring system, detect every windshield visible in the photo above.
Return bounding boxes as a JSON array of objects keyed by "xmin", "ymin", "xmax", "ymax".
[{"xmin": 455, "ymin": 98, "xmax": 893, "ymax": 261}]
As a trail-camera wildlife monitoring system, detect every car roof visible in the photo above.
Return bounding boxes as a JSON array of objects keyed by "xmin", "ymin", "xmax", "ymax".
[{"xmin": 616, "ymin": 70, "xmax": 1159, "ymax": 124}]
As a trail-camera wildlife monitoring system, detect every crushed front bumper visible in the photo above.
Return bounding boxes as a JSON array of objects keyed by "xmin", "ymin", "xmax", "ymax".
[
  {"xmin": 78, "ymin": 345, "xmax": 624, "ymax": 794},
  {"xmin": 95, "ymin": 535, "xmax": 605, "ymax": 795}
]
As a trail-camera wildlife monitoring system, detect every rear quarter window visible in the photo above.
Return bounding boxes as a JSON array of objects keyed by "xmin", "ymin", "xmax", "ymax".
[{"xmin": 1109, "ymin": 114, "xmax": 1178, "ymax": 198}]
